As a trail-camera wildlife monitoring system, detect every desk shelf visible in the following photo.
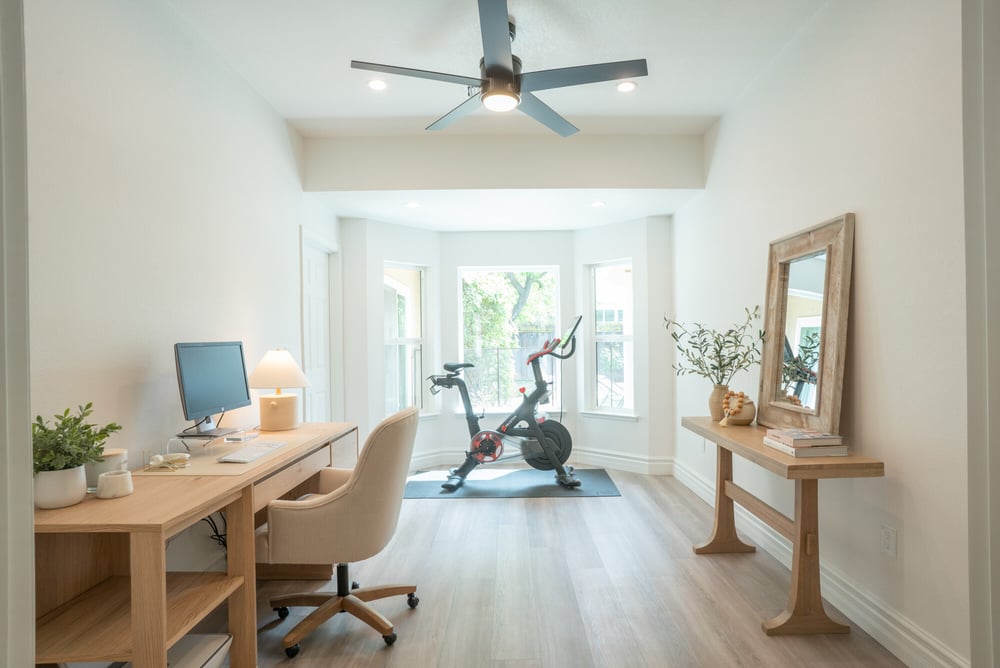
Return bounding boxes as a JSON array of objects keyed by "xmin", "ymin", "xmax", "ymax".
[{"xmin": 35, "ymin": 572, "xmax": 243, "ymax": 664}]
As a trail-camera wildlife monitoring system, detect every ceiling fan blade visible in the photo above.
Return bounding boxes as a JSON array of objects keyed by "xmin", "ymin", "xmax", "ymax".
[
  {"xmin": 519, "ymin": 59, "xmax": 649, "ymax": 92},
  {"xmin": 351, "ymin": 60, "xmax": 483, "ymax": 88},
  {"xmin": 426, "ymin": 93, "xmax": 483, "ymax": 131},
  {"xmin": 518, "ymin": 92, "xmax": 578, "ymax": 137},
  {"xmin": 478, "ymin": 0, "xmax": 513, "ymax": 73}
]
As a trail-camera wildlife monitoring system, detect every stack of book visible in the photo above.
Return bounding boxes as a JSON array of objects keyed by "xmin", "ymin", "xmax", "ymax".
[{"xmin": 762, "ymin": 428, "xmax": 847, "ymax": 457}]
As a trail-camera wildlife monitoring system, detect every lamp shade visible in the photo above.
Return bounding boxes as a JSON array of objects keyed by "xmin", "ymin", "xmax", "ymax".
[{"xmin": 248, "ymin": 349, "xmax": 309, "ymax": 390}]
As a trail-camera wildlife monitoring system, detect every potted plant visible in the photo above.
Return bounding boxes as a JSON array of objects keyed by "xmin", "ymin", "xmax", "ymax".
[
  {"xmin": 33, "ymin": 402, "xmax": 122, "ymax": 508},
  {"xmin": 664, "ymin": 306, "xmax": 765, "ymax": 421}
]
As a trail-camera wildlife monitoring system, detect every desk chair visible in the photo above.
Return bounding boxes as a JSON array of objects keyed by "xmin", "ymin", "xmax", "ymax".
[{"xmin": 255, "ymin": 407, "xmax": 420, "ymax": 658}]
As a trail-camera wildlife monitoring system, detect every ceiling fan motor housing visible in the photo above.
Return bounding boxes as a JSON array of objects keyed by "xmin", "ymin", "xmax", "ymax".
[{"xmin": 480, "ymin": 54, "xmax": 521, "ymax": 96}]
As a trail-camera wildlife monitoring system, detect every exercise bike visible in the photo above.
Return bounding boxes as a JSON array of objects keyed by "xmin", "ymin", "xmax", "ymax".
[{"xmin": 428, "ymin": 315, "xmax": 583, "ymax": 492}]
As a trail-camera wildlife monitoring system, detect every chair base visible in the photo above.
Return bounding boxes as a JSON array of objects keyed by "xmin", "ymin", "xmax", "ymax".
[{"xmin": 270, "ymin": 563, "xmax": 417, "ymax": 652}]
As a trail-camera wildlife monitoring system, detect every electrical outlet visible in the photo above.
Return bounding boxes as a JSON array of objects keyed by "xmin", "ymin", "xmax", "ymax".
[{"xmin": 880, "ymin": 524, "xmax": 897, "ymax": 558}]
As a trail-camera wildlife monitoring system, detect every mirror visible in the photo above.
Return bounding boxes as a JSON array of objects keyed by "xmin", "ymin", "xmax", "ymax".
[{"xmin": 757, "ymin": 214, "xmax": 854, "ymax": 434}]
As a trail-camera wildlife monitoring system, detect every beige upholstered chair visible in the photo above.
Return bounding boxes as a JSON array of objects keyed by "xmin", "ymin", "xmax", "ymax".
[{"xmin": 256, "ymin": 406, "xmax": 420, "ymax": 658}]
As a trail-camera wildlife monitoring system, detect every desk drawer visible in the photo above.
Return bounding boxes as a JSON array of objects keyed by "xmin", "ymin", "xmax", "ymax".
[{"xmin": 253, "ymin": 444, "xmax": 331, "ymax": 513}]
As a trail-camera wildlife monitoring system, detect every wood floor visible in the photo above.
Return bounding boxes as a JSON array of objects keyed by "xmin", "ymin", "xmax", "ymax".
[{"xmin": 232, "ymin": 470, "xmax": 905, "ymax": 667}]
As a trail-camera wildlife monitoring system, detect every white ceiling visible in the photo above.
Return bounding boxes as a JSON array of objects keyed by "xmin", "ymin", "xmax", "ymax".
[{"xmin": 166, "ymin": 0, "xmax": 824, "ymax": 230}]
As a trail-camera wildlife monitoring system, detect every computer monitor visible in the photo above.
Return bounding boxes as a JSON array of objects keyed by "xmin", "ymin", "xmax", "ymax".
[{"xmin": 174, "ymin": 341, "xmax": 252, "ymax": 437}]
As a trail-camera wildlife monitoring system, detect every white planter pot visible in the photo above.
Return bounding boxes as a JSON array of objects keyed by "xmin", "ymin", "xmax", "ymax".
[{"xmin": 34, "ymin": 465, "xmax": 88, "ymax": 509}]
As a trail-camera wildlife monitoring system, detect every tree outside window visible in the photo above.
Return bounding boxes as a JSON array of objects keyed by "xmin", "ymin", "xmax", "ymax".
[
  {"xmin": 461, "ymin": 268, "xmax": 558, "ymax": 412},
  {"xmin": 592, "ymin": 261, "xmax": 634, "ymax": 411}
]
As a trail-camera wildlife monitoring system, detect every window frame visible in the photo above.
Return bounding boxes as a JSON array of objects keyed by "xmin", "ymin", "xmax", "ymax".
[
  {"xmin": 383, "ymin": 263, "xmax": 426, "ymax": 416},
  {"xmin": 588, "ymin": 259, "xmax": 635, "ymax": 415},
  {"xmin": 458, "ymin": 265, "xmax": 562, "ymax": 414}
]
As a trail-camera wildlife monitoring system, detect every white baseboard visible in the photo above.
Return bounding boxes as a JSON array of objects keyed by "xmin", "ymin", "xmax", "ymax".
[
  {"xmin": 571, "ymin": 446, "xmax": 673, "ymax": 475},
  {"xmin": 410, "ymin": 449, "xmax": 463, "ymax": 472},
  {"xmin": 672, "ymin": 460, "xmax": 970, "ymax": 668}
]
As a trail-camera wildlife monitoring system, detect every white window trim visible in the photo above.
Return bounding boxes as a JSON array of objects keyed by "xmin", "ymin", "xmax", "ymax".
[
  {"xmin": 588, "ymin": 259, "xmax": 635, "ymax": 415},
  {"xmin": 384, "ymin": 263, "xmax": 426, "ymax": 415}
]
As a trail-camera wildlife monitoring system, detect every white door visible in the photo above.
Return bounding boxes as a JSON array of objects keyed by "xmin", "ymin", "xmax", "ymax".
[{"xmin": 302, "ymin": 243, "xmax": 332, "ymax": 422}]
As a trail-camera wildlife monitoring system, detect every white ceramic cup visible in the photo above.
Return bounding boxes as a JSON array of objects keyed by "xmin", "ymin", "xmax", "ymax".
[
  {"xmin": 85, "ymin": 448, "xmax": 128, "ymax": 492},
  {"xmin": 96, "ymin": 469, "xmax": 134, "ymax": 499}
]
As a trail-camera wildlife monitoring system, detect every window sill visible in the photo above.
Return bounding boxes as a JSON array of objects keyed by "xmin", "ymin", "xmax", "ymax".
[{"xmin": 579, "ymin": 410, "xmax": 639, "ymax": 422}]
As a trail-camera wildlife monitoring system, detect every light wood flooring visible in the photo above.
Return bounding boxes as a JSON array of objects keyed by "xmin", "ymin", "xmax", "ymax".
[{"xmin": 221, "ymin": 469, "xmax": 905, "ymax": 667}]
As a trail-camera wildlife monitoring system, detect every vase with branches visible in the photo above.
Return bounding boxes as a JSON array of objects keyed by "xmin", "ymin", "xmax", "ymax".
[{"xmin": 664, "ymin": 306, "xmax": 765, "ymax": 420}]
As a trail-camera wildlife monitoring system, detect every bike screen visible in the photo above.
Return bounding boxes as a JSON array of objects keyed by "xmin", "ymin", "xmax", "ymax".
[{"xmin": 558, "ymin": 315, "xmax": 583, "ymax": 349}]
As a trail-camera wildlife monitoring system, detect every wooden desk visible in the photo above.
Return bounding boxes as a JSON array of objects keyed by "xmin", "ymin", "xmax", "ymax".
[
  {"xmin": 34, "ymin": 422, "xmax": 357, "ymax": 667},
  {"xmin": 681, "ymin": 416, "xmax": 884, "ymax": 635}
]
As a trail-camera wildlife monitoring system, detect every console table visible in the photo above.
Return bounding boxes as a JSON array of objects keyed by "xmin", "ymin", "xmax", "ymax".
[
  {"xmin": 34, "ymin": 422, "xmax": 358, "ymax": 667},
  {"xmin": 681, "ymin": 416, "xmax": 884, "ymax": 635}
]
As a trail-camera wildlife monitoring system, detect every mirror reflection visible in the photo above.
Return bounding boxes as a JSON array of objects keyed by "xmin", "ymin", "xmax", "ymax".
[{"xmin": 778, "ymin": 251, "xmax": 826, "ymax": 409}]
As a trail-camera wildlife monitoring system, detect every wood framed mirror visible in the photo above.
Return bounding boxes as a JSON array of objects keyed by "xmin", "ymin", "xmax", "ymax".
[{"xmin": 756, "ymin": 213, "xmax": 855, "ymax": 434}]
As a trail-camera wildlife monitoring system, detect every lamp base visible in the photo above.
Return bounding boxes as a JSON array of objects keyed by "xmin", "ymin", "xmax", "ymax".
[{"xmin": 259, "ymin": 393, "xmax": 299, "ymax": 431}]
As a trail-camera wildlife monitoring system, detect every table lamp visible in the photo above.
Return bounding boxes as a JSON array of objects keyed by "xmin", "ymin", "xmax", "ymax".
[{"xmin": 249, "ymin": 349, "xmax": 310, "ymax": 431}]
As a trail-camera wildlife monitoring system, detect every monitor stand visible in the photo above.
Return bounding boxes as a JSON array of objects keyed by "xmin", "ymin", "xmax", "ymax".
[{"xmin": 175, "ymin": 426, "xmax": 238, "ymax": 439}]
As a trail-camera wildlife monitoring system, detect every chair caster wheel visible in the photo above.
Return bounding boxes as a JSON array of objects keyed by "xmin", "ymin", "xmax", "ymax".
[
  {"xmin": 285, "ymin": 643, "xmax": 300, "ymax": 658},
  {"xmin": 407, "ymin": 593, "xmax": 419, "ymax": 608},
  {"xmin": 383, "ymin": 632, "xmax": 397, "ymax": 645},
  {"xmin": 274, "ymin": 606, "xmax": 289, "ymax": 619}
]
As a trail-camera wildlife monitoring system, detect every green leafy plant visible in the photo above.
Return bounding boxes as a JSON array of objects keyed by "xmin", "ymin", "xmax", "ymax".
[
  {"xmin": 32, "ymin": 402, "xmax": 122, "ymax": 474},
  {"xmin": 663, "ymin": 306, "xmax": 766, "ymax": 386}
]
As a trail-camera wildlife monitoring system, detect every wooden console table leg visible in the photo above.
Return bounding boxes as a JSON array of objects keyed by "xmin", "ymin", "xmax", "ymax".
[
  {"xmin": 695, "ymin": 445, "xmax": 756, "ymax": 554},
  {"xmin": 227, "ymin": 486, "xmax": 258, "ymax": 666},
  {"xmin": 762, "ymin": 479, "xmax": 850, "ymax": 635},
  {"xmin": 130, "ymin": 531, "xmax": 168, "ymax": 668}
]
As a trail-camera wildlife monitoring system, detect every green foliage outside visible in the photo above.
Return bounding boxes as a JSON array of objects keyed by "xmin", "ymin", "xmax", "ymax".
[
  {"xmin": 462, "ymin": 270, "xmax": 556, "ymax": 408},
  {"xmin": 32, "ymin": 402, "xmax": 122, "ymax": 474}
]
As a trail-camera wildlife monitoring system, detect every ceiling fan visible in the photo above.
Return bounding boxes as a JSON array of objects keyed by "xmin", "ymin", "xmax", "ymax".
[{"xmin": 350, "ymin": 0, "xmax": 648, "ymax": 137}]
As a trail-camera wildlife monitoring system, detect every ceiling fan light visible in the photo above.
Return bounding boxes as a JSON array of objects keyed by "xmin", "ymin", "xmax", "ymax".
[
  {"xmin": 482, "ymin": 90, "xmax": 520, "ymax": 112},
  {"xmin": 368, "ymin": 79, "xmax": 387, "ymax": 91},
  {"xmin": 616, "ymin": 81, "xmax": 637, "ymax": 93}
]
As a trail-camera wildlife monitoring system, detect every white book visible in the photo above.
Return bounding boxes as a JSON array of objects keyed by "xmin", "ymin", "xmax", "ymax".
[{"xmin": 762, "ymin": 436, "xmax": 848, "ymax": 457}]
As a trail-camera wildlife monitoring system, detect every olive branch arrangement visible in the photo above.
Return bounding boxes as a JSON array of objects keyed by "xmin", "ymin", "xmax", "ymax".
[{"xmin": 663, "ymin": 306, "xmax": 766, "ymax": 386}]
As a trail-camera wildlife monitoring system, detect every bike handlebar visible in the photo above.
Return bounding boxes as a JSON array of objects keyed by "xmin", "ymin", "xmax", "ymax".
[{"xmin": 525, "ymin": 315, "xmax": 583, "ymax": 365}]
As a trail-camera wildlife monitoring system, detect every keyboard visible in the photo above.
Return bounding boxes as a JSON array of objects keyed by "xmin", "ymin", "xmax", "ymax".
[{"xmin": 217, "ymin": 440, "xmax": 287, "ymax": 463}]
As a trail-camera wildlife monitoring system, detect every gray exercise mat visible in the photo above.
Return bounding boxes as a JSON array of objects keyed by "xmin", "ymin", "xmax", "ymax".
[{"xmin": 404, "ymin": 468, "xmax": 621, "ymax": 499}]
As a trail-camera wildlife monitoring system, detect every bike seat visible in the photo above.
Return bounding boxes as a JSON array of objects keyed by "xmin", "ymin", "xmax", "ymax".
[{"xmin": 443, "ymin": 362, "xmax": 474, "ymax": 372}]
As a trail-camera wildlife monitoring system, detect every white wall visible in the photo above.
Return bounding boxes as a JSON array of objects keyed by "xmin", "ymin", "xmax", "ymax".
[
  {"xmin": 305, "ymin": 135, "xmax": 704, "ymax": 191},
  {"xmin": 672, "ymin": 1, "xmax": 968, "ymax": 665},
  {"xmin": 574, "ymin": 217, "xmax": 675, "ymax": 474},
  {"xmin": 24, "ymin": 2, "xmax": 306, "ymax": 569},
  {"xmin": 339, "ymin": 219, "xmax": 441, "ymax": 445}
]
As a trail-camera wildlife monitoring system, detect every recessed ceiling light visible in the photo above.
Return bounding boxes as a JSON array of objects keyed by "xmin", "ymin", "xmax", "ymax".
[
  {"xmin": 591, "ymin": 200, "xmax": 606, "ymax": 208},
  {"xmin": 405, "ymin": 201, "xmax": 420, "ymax": 209},
  {"xmin": 368, "ymin": 79, "xmax": 387, "ymax": 91},
  {"xmin": 616, "ymin": 81, "xmax": 637, "ymax": 93}
]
